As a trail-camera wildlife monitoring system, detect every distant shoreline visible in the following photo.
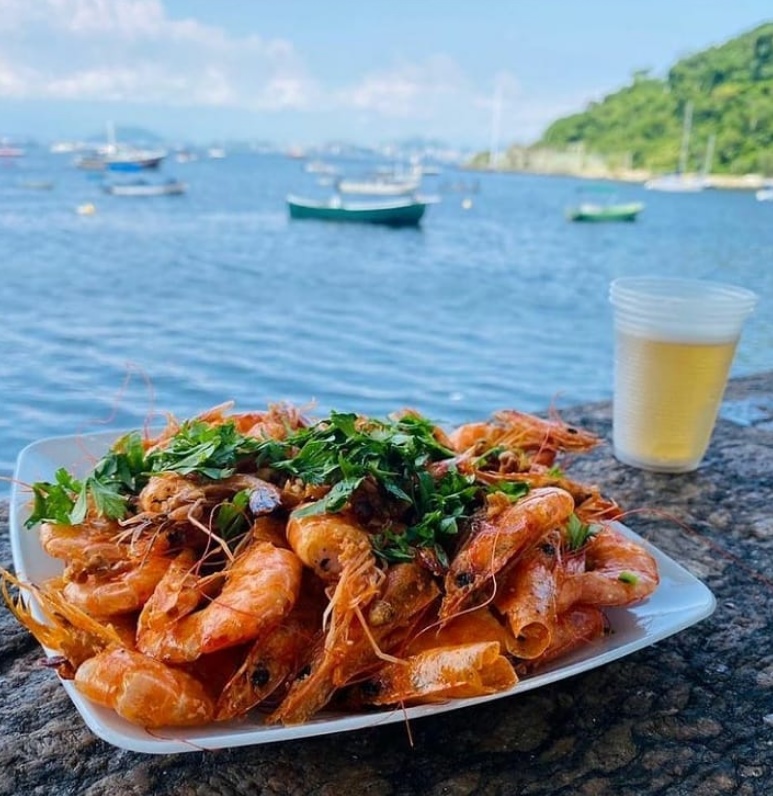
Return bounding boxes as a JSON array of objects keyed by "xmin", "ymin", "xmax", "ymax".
[{"xmin": 463, "ymin": 165, "xmax": 769, "ymax": 191}]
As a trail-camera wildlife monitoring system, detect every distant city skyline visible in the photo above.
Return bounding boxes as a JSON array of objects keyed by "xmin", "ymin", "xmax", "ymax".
[{"xmin": 0, "ymin": 1, "xmax": 771, "ymax": 148}]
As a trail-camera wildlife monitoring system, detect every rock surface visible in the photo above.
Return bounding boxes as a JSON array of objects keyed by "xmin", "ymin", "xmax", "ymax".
[{"xmin": 1, "ymin": 372, "xmax": 772, "ymax": 795}]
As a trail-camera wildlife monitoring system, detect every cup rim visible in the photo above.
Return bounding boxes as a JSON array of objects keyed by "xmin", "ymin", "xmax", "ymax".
[{"xmin": 610, "ymin": 276, "xmax": 758, "ymax": 307}]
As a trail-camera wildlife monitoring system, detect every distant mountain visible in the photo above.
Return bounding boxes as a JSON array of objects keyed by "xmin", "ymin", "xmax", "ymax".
[{"xmin": 537, "ymin": 23, "xmax": 773, "ymax": 175}]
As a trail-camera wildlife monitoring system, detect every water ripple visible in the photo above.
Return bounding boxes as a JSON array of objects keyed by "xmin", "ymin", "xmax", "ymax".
[{"xmin": 0, "ymin": 154, "xmax": 770, "ymax": 493}]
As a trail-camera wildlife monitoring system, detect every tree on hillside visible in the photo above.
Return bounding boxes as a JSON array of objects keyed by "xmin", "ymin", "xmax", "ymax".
[{"xmin": 538, "ymin": 23, "xmax": 773, "ymax": 175}]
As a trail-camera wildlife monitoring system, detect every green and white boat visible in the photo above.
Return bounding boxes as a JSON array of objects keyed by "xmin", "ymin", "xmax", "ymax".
[
  {"xmin": 287, "ymin": 194, "xmax": 434, "ymax": 227},
  {"xmin": 566, "ymin": 185, "xmax": 644, "ymax": 222},
  {"xmin": 567, "ymin": 201, "xmax": 644, "ymax": 222}
]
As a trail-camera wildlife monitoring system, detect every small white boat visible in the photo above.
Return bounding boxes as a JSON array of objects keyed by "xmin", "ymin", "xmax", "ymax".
[
  {"xmin": 103, "ymin": 178, "xmax": 186, "ymax": 197},
  {"xmin": 0, "ymin": 145, "xmax": 25, "ymax": 158},
  {"xmin": 644, "ymin": 174, "xmax": 706, "ymax": 193},
  {"xmin": 304, "ymin": 160, "xmax": 338, "ymax": 175},
  {"xmin": 645, "ymin": 104, "xmax": 714, "ymax": 194},
  {"xmin": 756, "ymin": 188, "xmax": 773, "ymax": 202},
  {"xmin": 337, "ymin": 176, "xmax": 421, "ymax": 196}
]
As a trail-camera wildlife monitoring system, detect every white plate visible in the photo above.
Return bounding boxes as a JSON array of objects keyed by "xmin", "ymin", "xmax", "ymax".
[{"xmin": 10, "ymin": 430, "xmax": 716, "ymax": 755}]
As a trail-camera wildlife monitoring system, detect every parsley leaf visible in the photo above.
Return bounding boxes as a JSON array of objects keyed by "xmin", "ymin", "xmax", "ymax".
[
  {"xmin": 147, "ymin": 421, "xmax": 262, "ymax": 478},
  {"xmin": 216, "ymin": 490, "xmax": 252, "ymax": 540},
  {"xmin": 566, "ymin": 513, "xmax": 601, "ymax": 550},
  {"xmin": 25, "ymin": 468, "xmax": 82, "ymax": 527}
]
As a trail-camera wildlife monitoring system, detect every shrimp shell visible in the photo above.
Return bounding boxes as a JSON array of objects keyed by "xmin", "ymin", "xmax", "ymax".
[
  {"xmin": 493, "ymin": 531, "xmax": 562, "ymax": 659},
  {"xmin": 137, "ymin": 540, "xmax": 303, "ymax": 663},
  {"xmin": 75, "ymin": 648, "xmax": 215, "ymax": 728},
  {"xmin": 557, "ymin": 524, "xmax": 660, "ymax": 610},
  {"xmin": 357, "ymin": 641, "xmax": 516, "ymax": 706},
  {"xmin": 440, "ymin": 487, "xmax": 575, "ymax": 621}
]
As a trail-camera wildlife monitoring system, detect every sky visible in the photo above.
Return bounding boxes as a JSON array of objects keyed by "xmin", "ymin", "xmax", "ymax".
[{"xmin": 0, "ymin": 0, "xmax": 771, "ymax": 148}]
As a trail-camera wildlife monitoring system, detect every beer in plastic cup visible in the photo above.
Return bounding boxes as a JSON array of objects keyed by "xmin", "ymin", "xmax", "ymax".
[{"xmin": 609, "ymin": 277, "xmax": 757, "ymax": 473}]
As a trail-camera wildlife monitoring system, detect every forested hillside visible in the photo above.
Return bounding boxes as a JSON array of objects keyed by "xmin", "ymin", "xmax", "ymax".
[{"xmin": 538, "ymin": 23, "xmax": 773, "ymax": 175}]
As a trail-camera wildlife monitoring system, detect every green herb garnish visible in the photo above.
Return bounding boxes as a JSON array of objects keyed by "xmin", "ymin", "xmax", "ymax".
[
  {"xmin": 216, "ymin": 489, "xmax": 252, "ymax": 540},
  {"xmin": 256, "ymin": 411, "xmax": 454, "ymax": 515},
  {"xmin": 148, "ymin": 420, "xmax": 263, "ymax": 479},
  {"xmin": 566, "ymin": 513, "xmax": 600, "ymax": 550},
  {"xmin": 27, "ymin": 420, "xmax": 264, "ymax": 527},
  {"xmin": 26, "ymin": 409, "xmax": 532, "ymax": 565}
]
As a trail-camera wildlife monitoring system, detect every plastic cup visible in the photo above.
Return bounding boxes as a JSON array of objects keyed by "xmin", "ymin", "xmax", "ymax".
[{"xmin": 609, "ymin": 277, "xmax": 758, "ymax": 473}]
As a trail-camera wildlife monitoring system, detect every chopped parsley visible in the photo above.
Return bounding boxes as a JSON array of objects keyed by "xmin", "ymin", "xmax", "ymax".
[
  {"xmin": 25, "ymin": 408, "xmax": 532, "ymax": 565},
  {"xmin": 215, "ymin": 489, "xmax": 252, "ymax": 540},
  {"xmin": 565, "ymin": 513, "xmax": 601, "ymax": 550},
  {"xmin": 26, "ymin": 420, "xmax": 262, "ymax": 528}
]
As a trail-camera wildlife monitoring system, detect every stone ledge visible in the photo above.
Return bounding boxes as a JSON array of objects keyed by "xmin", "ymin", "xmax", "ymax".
[{"xmin": 1, "ymin": 372, "xmax": 772, "ymax": 795}]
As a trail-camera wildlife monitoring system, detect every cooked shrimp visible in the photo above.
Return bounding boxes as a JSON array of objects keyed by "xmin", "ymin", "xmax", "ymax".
[
  {"xmin": 0, "ymin": 568, "xmax": 125, "ymax": 672},
  {"xmin": 285, "ymin": 505, "xmax": 383, "ymax": 652},
  {"xmin": 286, "ymin": 508, "xmax": 374, "ymax": 581},
  {"xmin": 357, "ymin": 641, "xmax": 516, "ymax": 706},
  {"xmin": 269, "ymin": 562, "xmax": 439, "ymax": 725},
  {"xmin": 558, "ymin": 524, "xmax": 660, "ymax": 610},
  {"xmin": 137, "ymin": 473, "xmax": 207, "ymax": 517},
  {"xmin": 406, "ymin": 605, "xmax": 516, "ymax": 657},
  {"xmin": 215, "ymin": 582, "xmax": 324, "ymax": 721},
  {"xmin": 233, "ymin": 402, "xmax": 309, "ymax": 440},
  {"xmin": 440, "ymin": 487, "xmax": 575, "ymax": 621},
  {"xmin": 449, "ymin": 409, "xmax": 599, "ymax": 466},
  {"xmin": 75, "ymin": 648, "xmax": 214, "ymax": 728},
  {"xmin": 137, "ymin": 539, "xmax": 303, "ymax": 663},
  {"xmin": 493, "ymin": 531, "xmax": 562, "ymax": 659},
  {"xmin": 523, "ymin": 606, "xmax": 608, "ymax": 671},
  {"xmin": 63, "ymin": 554, "xmax": 173, "ymax": 618},
  {"xmin": 475, "ymin": 467, "xmax": 622, "ymax": 523},
  {"xmin": 126, "ymin": 473, "xmax": 282, "ymax": 557},
  {"xmin": 40, "ymin": 519, "xmax": 122, "ymax": 563}
]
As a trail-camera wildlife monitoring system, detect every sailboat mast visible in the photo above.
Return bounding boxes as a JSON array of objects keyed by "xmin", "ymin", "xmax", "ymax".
[
  {"xmin": 106, "ymin": 120, "xmax": 117, "ymax": 153},
  {"xmin": 701, "ymin": 133, "xmax": 716, "ymax": 177},
  {"xmin": 678, "ymin": 101, "xmax": 693, "ymax": 174},
  {"xmin": 489, "ymin": 82, "xmax": 503, "ymax": 170}
]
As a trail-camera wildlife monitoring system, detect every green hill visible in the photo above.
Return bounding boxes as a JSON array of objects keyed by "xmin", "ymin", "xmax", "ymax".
[{"xmin": 537, "ymin": 23, "xmax": 773, "ymax": 176}]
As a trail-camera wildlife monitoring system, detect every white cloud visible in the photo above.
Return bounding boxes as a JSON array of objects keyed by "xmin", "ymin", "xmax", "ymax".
[
  {"xmin": 0, "ymin": 0, "xmax": 573, "ymax": 142},
  {"xmin": 335, "ymin": 55, "xmax": 473, "ymax": 118},
  {"xmin": 0, "ymin": 0, "xmax": 316, "ymax": 110}
]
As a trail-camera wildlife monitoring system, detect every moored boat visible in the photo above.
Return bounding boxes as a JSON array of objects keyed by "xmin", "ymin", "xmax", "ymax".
[
  {"xmin": 0, "ymin": 146, "xmax": 25, "ymax": 158},
  {"xmin": 644, "ymin": 174, "xmax": 705, "ymax": 192},
  {"xmin": 75, "ymin": 146, "xmax": 166, "ymax": 172},
  {"xmin": 286, "ymin": 194, "xmax": 434, "ymax": 226},
  {"xmin": 566, "ymin": 184, "xmax": 644, "ymax": 222},
  {"xmin": 75, "ymin": 122, "xmax": 167, "ymax": 172},
  {"xmin": 644, "ymin": 104, "xmax": 715, "ymax": 194},
  {"xmin": 336, "ymin": 176, "xmax": 421, "ymax": 196},
  {"xmin": 567, "ymin": 201, "xmax": 644, "ymax": 222}
]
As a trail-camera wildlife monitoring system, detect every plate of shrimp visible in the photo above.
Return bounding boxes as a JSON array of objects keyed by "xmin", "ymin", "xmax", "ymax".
[{"xmin": 4, "ymin": 403, "xmax": 716, "ymax": 754}]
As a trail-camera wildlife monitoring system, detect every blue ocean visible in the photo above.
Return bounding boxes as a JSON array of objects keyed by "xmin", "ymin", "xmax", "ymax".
[{"xmin": 1, "ymin": 150, "xmax": 771, "ymax": 494}]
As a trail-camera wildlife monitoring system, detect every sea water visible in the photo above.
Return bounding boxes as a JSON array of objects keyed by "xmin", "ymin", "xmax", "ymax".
[{"xmin": 1, "ymin": 151, "xmax": 771, "ymax": 494}]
